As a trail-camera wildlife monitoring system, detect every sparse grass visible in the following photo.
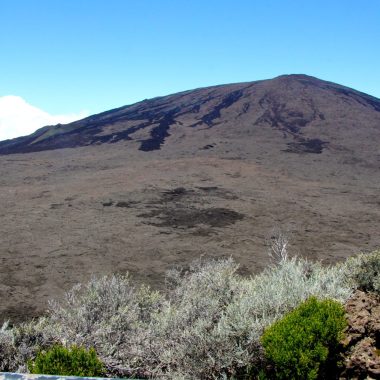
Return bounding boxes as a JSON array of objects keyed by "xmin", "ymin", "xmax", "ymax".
[{"xmin": 1, "ymin": 244, "xmax": 379, "ymax": 378}]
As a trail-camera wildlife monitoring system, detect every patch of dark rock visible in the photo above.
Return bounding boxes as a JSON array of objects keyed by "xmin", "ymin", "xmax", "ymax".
[
  {"xmin": 115, "ymin": 201, "xmax": 135, "ymax": 208},
  {"xmin": 237, "ymin": 102, "xmax": 251, "ymax": 117},
  {"xmin": 242, "ymin": 102, "xmax": 250, "ymax": 113},
  {"xmin": 255, "ymin": 96, "xmax": 317, "ymax": 137},
  {"xmin": 156, "ymin": 186, "xmax": 238, "ymax": 203},
  {"xmin": 285, "ymin": 138, "xmax": 328, "ymax": 154},
  {"xmin": 166, "ymin": 187, "xmax": 236, "ymax": 207},
  {"xmin": 139, "ymin": 207, "xmax": 244, "ymax": 228},
  {"xmin": 319, "ymin": 113, "xmax": 325, "ymax": 120},
  {"xmin": 102, "ymin": 122, "xmax": 152, "ymax": 144},
  {"xmin": 287, "ymin": 111, "xmax": 304, "ymax": 117},
  {"xmin": 285, "ymin": 123, "xmax": 302, "ymax": 133},
  {"xmin": 164, "ymin": 187, "xmax": 188, "ymax": 195},
  {"xmin": 50, "ymin": 203, "xmax": 64, "ymax": 209},
  {"xmin": 254, "ymin": 110, "xmax": 278, "ymax": 128},
  {"xmin": 189, "ymin": 90, "xmax": 244, "ymax": 128},
  {"xmin": 279, "ymin": 114, "xmax": 312, "ymax": 132},
  {"xmin": 191, "ymin": 104, "xmax": 201, "ymax": 113},
  {"xmin": 197, "ymin": 186, "xmax": 218, "ymax": 192},
  {"xmin": 161, "ymin": 187, "xmax": 194, "ymax": 202},
  {"xmin": 201, "ymin": 90, "xmax": 244, "ymax": 127},
  {"xmin": 201, "ymin": 144, "xmax": 215, "ymax": 150},
  {"xmin": 139, "ymin": 110, "xmax": 178, "ymax": 151},
  {"xmin": 294, "ymin": 118, "xmax": 309, "ymax": 128},
  {"xmin": 223, "ymin": 155, "xmax": 243, "ymax": 160},
  {"xmin": 102, "ymin": 201, "xmax": 114, "ymax": 207}
]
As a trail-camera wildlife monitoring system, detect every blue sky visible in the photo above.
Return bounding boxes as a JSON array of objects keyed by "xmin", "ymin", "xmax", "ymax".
[{"xmin": 0, "ymin": 0, "xmax": 379, "ymax": 139}]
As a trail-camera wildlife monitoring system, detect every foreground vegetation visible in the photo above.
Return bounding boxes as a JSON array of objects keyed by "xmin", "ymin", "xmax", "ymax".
[
  {"xmin": 261, "ymin": 297, "xmax": 346, "ymax": 379},
  {"xmin": 1, "ymin": 238, "xmax": 379, "ymax": 379}
]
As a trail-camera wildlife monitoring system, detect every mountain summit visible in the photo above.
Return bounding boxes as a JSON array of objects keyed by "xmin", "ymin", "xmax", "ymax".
[{"xmin": 1, "ymin": 74, "xmax": 380, "ymax": 156}]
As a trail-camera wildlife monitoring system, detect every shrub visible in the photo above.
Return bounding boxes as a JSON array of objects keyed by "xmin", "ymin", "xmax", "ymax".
[
  {"xmin": 1, "ymin": 240, "xmax": 358, "ymax": 378},
  {"xmin": 0, "ymin": 318, "xmax": 54, "ymax": 372},
  {"xmin": 47, "ymin": 274, "xmax": 163, "ymax": 375},
  {"xmin": 261, "ymin": 297, "xmax": 347, "ymax": 380},
  {"xmin": 142, "ymin": 255, "xmax": 351, "ymax": 378},
  {"xmin": 28, "ymin": 344, "xmax": 105, "ymax": 376},
  {"xmin": 0, "ymin": 321, "xmax": 17, "ymax": 372},
  {"xmin": 351, "ymin": 250, "xmax": 380, "ymax": 294}
]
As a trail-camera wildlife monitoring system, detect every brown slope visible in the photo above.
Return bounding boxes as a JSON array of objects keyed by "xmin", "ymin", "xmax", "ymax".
[
  {"xmin": 1, "ymin": 74, "xmax": 380, "ymax": 157},
  {"xmin": 0, "ymin": 74, "xmax": 380, "ymax": 324}
]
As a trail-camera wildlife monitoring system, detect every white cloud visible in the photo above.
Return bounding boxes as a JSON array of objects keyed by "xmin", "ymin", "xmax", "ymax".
[{"xmin": 0, "ymin": 95, "xmax": 89, "ymax": 141}]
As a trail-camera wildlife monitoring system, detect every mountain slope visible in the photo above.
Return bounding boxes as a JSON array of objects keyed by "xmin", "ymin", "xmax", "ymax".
[
  {"xmin": 1, "ymin": 74, "xmax": 380, "ymax": 156},
  {"xmin": 0, "ymin": 74, "xmax": 379, "ymax": 324}
]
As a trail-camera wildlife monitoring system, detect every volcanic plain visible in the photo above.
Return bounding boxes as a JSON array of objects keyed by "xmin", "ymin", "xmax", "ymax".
[{"xmin": 1, "ymin": 74, "xmax": 379, "ymax": 323}]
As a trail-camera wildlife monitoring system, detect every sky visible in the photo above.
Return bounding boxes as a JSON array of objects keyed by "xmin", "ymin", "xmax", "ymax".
[{"xmin": 1, "ymin": 0, "xmax": 379, "ymax": 141}]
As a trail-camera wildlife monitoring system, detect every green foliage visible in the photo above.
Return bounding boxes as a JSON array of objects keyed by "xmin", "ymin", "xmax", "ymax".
[
  {"xmin": 353, "ymin": 250, "xmax": 380, "ymax": 294},
  {"xmin": 261, "ymin": 297, "xmax": 347, "ymax": 380},
  {"xmin": 28, "ymin": 344, "xmax": 104, "ymax": 376}
]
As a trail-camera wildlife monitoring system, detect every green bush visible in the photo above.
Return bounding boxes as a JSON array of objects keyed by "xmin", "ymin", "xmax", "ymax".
[
  {"xmin": 261, "ymin": 297, "xmax": 347, "ymax": 380},
  {"xmin": 28, "ymin": 344, "xmax": 105, "ymax": 376}
]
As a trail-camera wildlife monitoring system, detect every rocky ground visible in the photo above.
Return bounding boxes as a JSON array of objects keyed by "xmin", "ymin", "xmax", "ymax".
[{"xmin": 340, "ymin": 291, "xmax": 380, "ymax": 379}]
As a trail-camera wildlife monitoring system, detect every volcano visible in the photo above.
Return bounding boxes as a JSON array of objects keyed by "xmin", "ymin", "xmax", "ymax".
[
  {"xmin": 1, "ymin": 74, "xmax": 380, "ymax": 157},
  {"xmin": 1, "ymin": 74, "xmax": 379, "ymax": 323}
]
